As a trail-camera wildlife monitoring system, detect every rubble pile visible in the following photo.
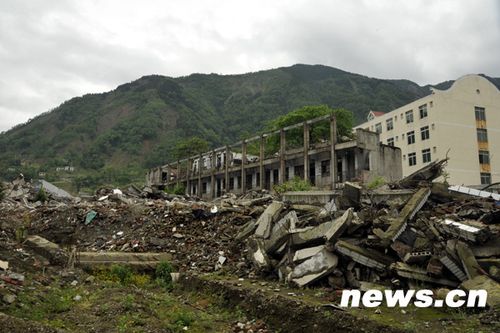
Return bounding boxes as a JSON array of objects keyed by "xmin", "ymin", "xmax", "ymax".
[{"xmin": 244, "ymin": 182, "xmax": 500, "ymax": 307}]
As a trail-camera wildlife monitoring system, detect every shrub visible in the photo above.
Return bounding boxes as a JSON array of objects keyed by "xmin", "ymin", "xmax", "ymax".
[
  {"xmin": 155, "ymin": 261, "xmax": 174, "ymax": 290},
  {"xmin": 273, "ymin": 176, "xmax": 312, "ymax": 194},
  {"xmin": 165, "ymin": 184, "xmax": 185, "ymax": 195},
  {"xmin": 367, "ymin": 176, "xmax": 386, "ymax": 190},
  {"xmin": 110, "ymin": 265, "xmax": 133, "ymax": 284}
]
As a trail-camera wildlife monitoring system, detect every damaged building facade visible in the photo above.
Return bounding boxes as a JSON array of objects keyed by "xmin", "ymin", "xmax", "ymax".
[{"xmin": 147, "ymin": 114, "xmax": 402, "ymax": 199}]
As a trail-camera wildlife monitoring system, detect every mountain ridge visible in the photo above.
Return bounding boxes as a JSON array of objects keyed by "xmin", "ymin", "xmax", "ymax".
[{"xmin": 0, "ymin": 64, "xmax": 497, "ymax": 187}]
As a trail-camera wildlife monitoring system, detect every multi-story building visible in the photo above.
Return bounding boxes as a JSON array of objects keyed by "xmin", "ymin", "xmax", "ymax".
[{"xmin": 355, "ymin": 74, "xmax": 500, "ymax": 186}]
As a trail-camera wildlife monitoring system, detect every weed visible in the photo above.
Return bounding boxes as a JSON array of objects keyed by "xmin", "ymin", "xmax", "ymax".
[
  {"xmin": 35, "ymin": 186, "xmax": 47, "ymax": 203},
  {"xmin": 155, "ymin": 261, "xmax": 174, "ymax": 290}
]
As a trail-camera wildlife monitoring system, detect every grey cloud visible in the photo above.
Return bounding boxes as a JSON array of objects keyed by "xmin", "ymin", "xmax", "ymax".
[{"xmin": 0, "ymin": 0, "xmax": 499, "ymax": 132}]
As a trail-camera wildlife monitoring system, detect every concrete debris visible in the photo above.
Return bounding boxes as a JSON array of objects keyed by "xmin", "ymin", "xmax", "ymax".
[
  {"xmin": 288, "ymin": 249, "xmax": 338, "ymax": 287},
  {"xmin": 461, "ymin": 275, "xmax": 500, "ymax": 308},
  {"xmin": 1, "ymin": 158, "xmax": 499, "ymax": 309},
  {"xmin": 435, "ymin": 218, "xmax": 491, "ymax": 243},
  {"xmin": 254, "ymin": 201, "xmax": 284, "ymax": 239},
  {"xmin": 335, "ymin": 240, "xmax": 393, "ymax": 270},
  {"xmin": 373, "ymin": 187, "xmax": 431, "ymax": 245},
  {"xmin": 449, "ymin": 184, "xmax": 500, "ymax": 201}
]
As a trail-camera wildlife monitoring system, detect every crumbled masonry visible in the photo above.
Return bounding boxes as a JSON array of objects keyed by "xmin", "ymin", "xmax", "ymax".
[{"xmin": 1, "ymin": 163, "xmax": 500, "ymax": 312}]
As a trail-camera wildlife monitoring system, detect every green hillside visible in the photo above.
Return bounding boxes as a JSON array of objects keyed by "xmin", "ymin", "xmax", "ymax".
[{"xmin": 0, "ymin": 64, "xmax": 477, "ymax": 189}]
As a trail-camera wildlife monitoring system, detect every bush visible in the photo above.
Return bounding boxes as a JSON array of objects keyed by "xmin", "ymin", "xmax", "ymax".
[
  {"xmin": 110, "ymin": 265, "xmax": 133, "ymax": 284},
  {"xmin": 155, "ymin": 261, "xmax": 174, "ymax": 290},
  {"xmin": 367, "ymin": 176, "xmax": 386, "ymax": 190},
  {"xmin": 273, "ymin": 176, "xmax": 312, "ymax": 194},
  {"xmin": 165, "ymin": 184, "xmax": 185, "ymax": 195}
]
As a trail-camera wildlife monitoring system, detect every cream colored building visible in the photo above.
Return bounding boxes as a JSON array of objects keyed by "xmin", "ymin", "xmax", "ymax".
[{"xmin": 355, "ymin": 74, "xmax": 500, "ymax": 186}]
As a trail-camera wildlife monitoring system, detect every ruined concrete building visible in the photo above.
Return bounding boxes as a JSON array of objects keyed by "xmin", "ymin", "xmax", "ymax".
[{"xmin": 147, "ymin": 115, "xmax": 402, "ymax": 199}]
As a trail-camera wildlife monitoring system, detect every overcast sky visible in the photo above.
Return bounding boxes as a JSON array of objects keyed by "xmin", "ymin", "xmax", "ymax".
[{"xmin": 1, "ymin": 0, "xmax": 499, "ymax": 132}]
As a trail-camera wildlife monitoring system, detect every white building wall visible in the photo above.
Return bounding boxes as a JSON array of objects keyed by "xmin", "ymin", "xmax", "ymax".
[{"xmin": 355, "ymin": 75, "xmax": 500, "ymax": 186}]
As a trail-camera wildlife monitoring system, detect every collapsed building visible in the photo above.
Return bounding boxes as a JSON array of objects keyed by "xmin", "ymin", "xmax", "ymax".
[{"xmin": 147, "ymin": 115, "xmax": 402, "ymax": 199}]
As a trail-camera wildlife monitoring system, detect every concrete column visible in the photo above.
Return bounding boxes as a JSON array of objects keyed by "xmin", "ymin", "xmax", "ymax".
[
  {"xmin": 166, "ymin": 164, "xmax": 171, "ymax": 187},
  {"xmin": 289, "ymin": 166, "xmax": 294, "ymax": 180},
  {"xmin": 198, "ymin": 153, "xmax": 202, "ymax": 196},
  {"xmin": 225, "ymin": 146, "xmax": 230, "ymax": 193},
  {"xmin": 303, "ymin": 122, "xmax": 309, "ymax": 182},
  {"xmin": 280, "ymin": 129, "xmax": 286, "ymax": 184},
  {"xmin": 330, "ymin": 115, "xmax": 337, "ymax": 189},
  {"xmin": 259, "ymin": 135, "xmax": 264, "ymax": 190},
  {"xmin": 342, "ymin": 154, "xmax": 348, "ymax": 183},
  {"xmin": 241, "ymin": 140, "xmax": 247, "ymax": 193},
  {"xmin": 210, "ymin": 150, "xmax": 216, "ymax": 199},
  {"xmin": 176, "ymin": 160, "xmax": 180, "ymax": 187},
  {"xmin": 186, "ymin": 158, "xmax": 191, "ymax": 195}
]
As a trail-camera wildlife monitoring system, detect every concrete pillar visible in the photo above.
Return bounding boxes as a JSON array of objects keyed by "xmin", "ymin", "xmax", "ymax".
[
  {"xmin": 280, "ymin": 129, "xmax": 286, "ymax": 184},
  {"xmin": 303, "ymin": 122, "xmax": 309, "ymax": 182},
  {"xmin": 241, "ymin": 140, "xmax": 247, "ymax": 193},
  {"xmin": 260, "ymin": 135, "xmax": 265, "ymax": 190},
  {"xmin": 342, "ymin": 154, "xmax": 348, "ymax": 183},
  {"xmin": 166, "ymin": 164, "xmax": 171, "ymax": 187},
  {"xmin": 176, "ymin": 160, "xmax": 180, "ymax": 187},
  {"xmin": 198, "ymin": 153, "xmax": 202, "ymax": 196},
  {"xmin": 225, "ymin": 146, "xmax": 230, "ymax": 193},
  {"xmin": 186, "ymin": 158, "xmax": 191, "ymax": 195},
  {"xmin": 330, "ymin": 115, "xmax": 337, "ymax": 189},
  {"xmin": 289, "ymin": 165, "xmax": 294, "ymax": 180},
  {"xmin": 210, "ymin": 150, "xmax": 216, "ymax": 199}
]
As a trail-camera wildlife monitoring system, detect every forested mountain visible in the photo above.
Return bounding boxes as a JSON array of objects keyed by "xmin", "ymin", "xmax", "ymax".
[{"xmin": 0, "ymin": 64, "xmax": 494, "ymax": 188}]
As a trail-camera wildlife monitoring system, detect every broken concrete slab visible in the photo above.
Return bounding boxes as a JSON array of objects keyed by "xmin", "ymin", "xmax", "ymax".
[
  {"xmin": 254, "ymin": 201, "xmax": 284, "ymax": 239},
  {"xmin": 78, "ymin": 252, "xmax": 172, "ymax": 270},
  {"xmin": 449, "ymin": 185, "xmax": 500, "ymax": 201},
  {"xmin": 288, "ymin": 249, "xmax": 338, "ymax": 287},
  {"xmin": 403, "ymin": 251, "xmax": 432, "ymax": 264},
  {"xmin": 343, "ymin": 182, "xmax": 361, "ymax": 207},
  {"xmin": 373, "ymin": 187, "xmax": 430, "ymax": 245},
  {"xmin": 247, "ymin": 238, "xmax": 273, "ymax": 271},
  {"xmin": 456, "ymin": 242, "xmax": 482, "ymax": 279},
  {"xmin": 440, "ymin": 254, "xmax": 467, "ymax": 282},
  {"xmin": 292, "ymin": 245, "xmax": 325, "ymax": 264},
  {"xmin": 436, "ymin": 218, "xmax": 491, "ymax": 244},
  {"xmin": 235, "ymin": 220, "xmax": 257, "ymax": 241},
  {"xmin": 24, "ymin": 235, "xmax": 68, "ymax": 266},
  {"xmin": 263, "ymin": 211, "xmax": 298, "ymax": 255},
  {"xmin": 334, "ymin": 240, "xmax": 393, "ymax": 270},
  {"xmin": 391, "ymin": 262, "xmax": 458, "ymax": 287},
  {"xmin": 290, "ymin": 208, "xmax": 353, "ymax": 248},
  {"xmin": 461, "ymin": 275, "xmax": 500, "ymax": 308}
]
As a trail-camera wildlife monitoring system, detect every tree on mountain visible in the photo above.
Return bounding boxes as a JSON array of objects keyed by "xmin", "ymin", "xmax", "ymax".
[{"xmin": 173, "ymin": 137, "xmax": 209, "ymax": 159}]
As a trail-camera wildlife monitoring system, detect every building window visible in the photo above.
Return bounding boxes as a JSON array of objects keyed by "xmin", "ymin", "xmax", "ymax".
[
  {"xmin": 407, "ymin": 131, "xmax": 415, "ymax": 145},
  {"xmin": 479, "ymin": 150, "xmax": 490, "ymax": 164},
  {"xmin": 405, "ymin": 110, "xmax": 414, "ymax": 124},
  {"xmin": 477, "ymin": 128, "xmax": 488, "ymax": 142},
  {"xmin": 387, "ymin": 138, "xmax": 394, "ymax": 146},
  {"xmin": 202, "ymin": 182, "xmax": 208, "ymax": 194},
  {"xmin": 421, "ymin": 126, "xmax": 430, "ymax": 140},
  {"xmin": 475, "ymin": 106, "xmax": 486, "ymax": 121},
  {"xmin": 408, "ymin": 152, "xmax": 417, "ymax": 166},
  {"xmin": 321, "ymin": 160, "xmax": 330, "ymax": 176},
  {"xmin": 246, "ymin": 174, "xmax": 253, "ymax": 189},
  {"xmin": 419, "ymin": 104, "xmax": 428, "ymax": 119},
  {"xmin": 229, "ymin": 177, "xmax": 235, "ymax": 190},
  {"xmin": 480, "ymin": 173, "xmax": 491, "ymax": 185},
  {"xmin": 386, "ymin": 118, "xmax": 394, "ymax": 131},
  {"xmin": 422, "ymin": 149, "xmax": 431, "ymax": 163},
  {"xmin": 375, "ymin": 122, "xmax": 382, "ymax": 133}
]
